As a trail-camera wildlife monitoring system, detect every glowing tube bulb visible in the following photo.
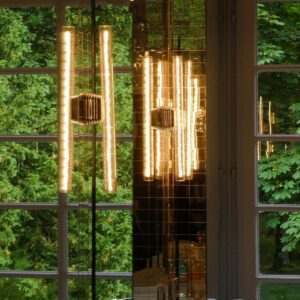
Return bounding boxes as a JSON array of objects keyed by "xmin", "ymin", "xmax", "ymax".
[
  {"xmin": 58, "ymin": 26, "xmax": 75, "ymax": 193},
  {"xmin": 142, "ymin": 52, "xmax": 154, "ymax": 181},
  {"xmin": 258, "ymin": 96, "xmax": 263, "ymax": 160},
  {"xmin": 173, "ymin": 55, "xmax": 186, "ymax": 181},
  {"xmin": 154, "ymin": 60, "xmax": 163, "ymax": 179},
  {"xmin": 185, "ymin": 60, "xmax": 193, "ymax": 179},
  {"xmin": 193, "ymin": 78, "xmax": 200, "ymax": 170},
  {"xmin": 99, "ymin": 26, "xmax": 116, "ymax": 193}
]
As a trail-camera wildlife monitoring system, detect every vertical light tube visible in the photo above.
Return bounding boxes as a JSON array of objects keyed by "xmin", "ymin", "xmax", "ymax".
[
  {"xmin": 185, "ymin": 60, "xmax": 193, "ymax": 179},
  {"xmin": 266, "ymin": 101, "xmax": 273, "ymax": 158},
  {"xmin": 193, "ymin": 77, "xmax": 200, "ymax": 171},
  {"xmin": 258, "ymin": 96, "xmax": 263, "ymax": 160},
  {"xmin": 173, "ymin": 55, "xmax": 185, "ymax": 181},
  {"xmin": 142, "ymin": 52, "xmax": 154, "ymax": 181},
  {"xmin": 58, "ymin": 26, "xmax": 75, "ymax": 193},
  {"xmin": 99, "ymin": 26, "xmax": 116, "ymax": 193},
  {"xmin": 154, "ymin": 60, "xmax": 163, "ymax": 179}
]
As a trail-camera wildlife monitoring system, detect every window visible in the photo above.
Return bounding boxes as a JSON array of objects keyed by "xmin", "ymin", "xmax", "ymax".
[
  {"xmin": 0, "ymin": 1, "xmax": 133, "ymax": 299},
  {"xmin": 236, "ymin": 1, "xmax": 300, "ymax": 299}
]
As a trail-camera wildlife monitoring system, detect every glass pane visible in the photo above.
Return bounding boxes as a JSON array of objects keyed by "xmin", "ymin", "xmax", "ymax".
[
  {"xmin": 68, "ymin": 209, "xmax": 132, "ymax": 272},
  {"xmin": 0, "ymin": 8, "xmax": 56, "ymax": 68},
  {"xmin": 257, "ymin": 142, "xmax": 300, "ymax": 205},
  {"xmin": 0, "ymin": 278, "xmax": 57, "ymax": 300},
  {"xmin": 66, "ymin": 4, "xmax": 132, "ymax": 67},
  {"xmin": 0, "ymin": 210, "xmax": 57, "ymax": 271},
  {"xmin": 115, "ymin": 74, "xmax": 133, "ymax": 134},
  {"xmin": 69, "ymin": 280, "xmax": 132, "ymax": 300},
  {"xmin": 70, "ymin": 141, "xmax": 132, "ymax": 203},
  {"xmin": 257, "ymin": 2, "xmax": 300, "ymax": 65},
  {"xmin": 257, "ymin": 72, "xmax": 300, "ymax": 135},
  {"xmin": 259, "ymin": 212, "xmax": 300, "ymax": 275},
  {"xmin": 260, "ymin": 282, "xmax": 300, "ymax": 300},
  {"xmin": 0, "ymin": 142, "xmax": 57, "ymax": 203},
  {"xmin": 0, "ymin": 75, "xmax": 57, "ymax": 135}
]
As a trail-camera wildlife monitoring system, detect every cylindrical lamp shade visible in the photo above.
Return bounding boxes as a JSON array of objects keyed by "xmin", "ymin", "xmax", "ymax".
[
  {"xmin": 99, "ymin": 25, "xmax": 117, "ymax": 193},
  {"xmin": 173, "ymin": 55, "xmax": 186, "ymax": 181},
  {"xmin": 142, "ymin": 52, "xmax": 154, "ymax": 181},
  {"xmin": 58, "ymin": 26, "xmax": 75, "ymax": 193},
  {"xmin": 193, "ymin": 78, "xmax": 200, "ymax": 171},
  {"xmin": 185, "ymin": 60, "xmax": 194, "ymax": 179}
]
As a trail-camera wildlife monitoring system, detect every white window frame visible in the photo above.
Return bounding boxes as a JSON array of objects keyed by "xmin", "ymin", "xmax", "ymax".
[{"xmin": 237, "ymin": 0, "xmax": 300, "ymax": 299}]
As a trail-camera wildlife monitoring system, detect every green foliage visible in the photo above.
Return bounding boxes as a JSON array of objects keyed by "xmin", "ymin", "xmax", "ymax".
[{"xmin": 257, "ymin": 3, "xmax": 300, "ymax": 65}]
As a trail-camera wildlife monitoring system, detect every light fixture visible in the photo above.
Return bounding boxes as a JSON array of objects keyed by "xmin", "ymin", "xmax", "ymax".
[
  {"xmin": 257, "ymin": 96, "xmax": 275, "ymax": 160},
  {"xmin": 142, "ymin": 52, "xmax": 202, "ymax": 182},
  {"xmin": 58, "ymin": 25, "xmax": 117, "ymax": 193},
  {"xmin": 58, "ymin": 26, "xmax": 75, "ymax": 193},
  {"xmin": 99, "ymin": 25, "xmax": 117, "ymax": 193},
  {"xmin": 142, "ymin": 51, "xmax": 154, "ymax": 181}
]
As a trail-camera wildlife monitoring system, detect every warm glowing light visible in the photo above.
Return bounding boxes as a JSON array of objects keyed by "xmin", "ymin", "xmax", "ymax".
[
  {"xmin": 154, "ymin": 60, "xmax": 163, "ymax": 179},
  {"xmin": 257, "ymin": 96, "xmax": 263, "ymax": 160},
  {"xmin": 266, "ymin": 101, "xmax": 274, "ymax": 158},
  {"xmin": 193, "ymin": 78, "xmax": 200, "ymax": 170},
  {"xmin": 99, "ymin": 26, "xmax": 116, "ymax": 193},
  {"xmin": 173, "ymin": 55, "xmax": 186, "ymax": 181},
  {"xmin": 142, "ymin": 52, "xmax": 154, "ymax": 180},
  {"xmin": 58, "ymin": 27, "xmax": 75, "ymax": 193},
  {"xmin": 185, "ymin": 60, "xmax": 193, "ymax": 179}
]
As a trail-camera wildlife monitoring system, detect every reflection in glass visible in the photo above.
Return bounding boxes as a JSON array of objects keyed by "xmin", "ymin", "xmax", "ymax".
[
  {"xmin": 257, "ymin": 72, "xmax": 300, "ymax": 135},
  {"xmin": 259, "ymin": 212, "xmax": 300, "ymax": 275},
  {"xmin": 260, "ymin": 282, "xmax": 300, "ymax": 300},
  {"xmin": 257, "ymin": 142, "xmax": 300, "ymax": 205},
  {"xmin": 257, "ymin": 2, "xmax": 300, "ymax": 65}
]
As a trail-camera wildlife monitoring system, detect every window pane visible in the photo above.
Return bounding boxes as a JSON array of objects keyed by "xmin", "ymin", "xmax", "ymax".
[
  {"xmin": 66, "ymin": 4, "xmax": 132, "ymax": 67},
  {"xmin": 0, "ymin": 278, "xmax": 57, "ymax": 300},
  {"xmin": 68, "ymin": 209, "xmax": 132, "ymax": 272},
  {"xmin": 0, "ymin": 210, "xmax": 57, "ymax": 271},
  {"xmin": 259, "ymin": 212, "xmax": 300, "ymax": 275},
  {"xmin": 0, "ymin": 8, "xmax": 56, "ymax": 68},
  {"xmin": 257, "ymin": 72, "xmax": 300, "ymax": 135},
  {"xmin": 257, "ymin": 2, "xmax": 300, "ymax": 65},
  {"xmin": 69, "ymin": 279, "xmax": 132, "ymax": 300},
  {"xmin": 0, "ymin": 75, "xmax": 57, "ymax": 135},
  {"xmin": 70, "ymin": 141, "xmax": 132, "ymax": 203},
  {"xmin": 260, "ymin": 282, "xmax": 300, "ymax": 300},
  {"xmin": 257, "ymin": 142, "xmax": 300, "ymax": 205},
  {"xmin": 115, "ymin": 74, "xmax": 133, "ymax": 135},
  {"xmin": 0, "ymin": 142, "xmax": 57, "ymax": 203}
]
